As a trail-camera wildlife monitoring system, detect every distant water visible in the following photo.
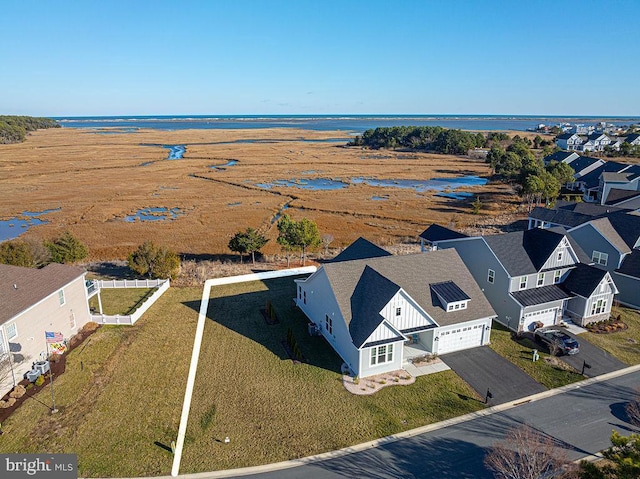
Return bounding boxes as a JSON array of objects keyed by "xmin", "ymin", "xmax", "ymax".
[{"xmin": 54, "ymin": 115, "xmax": 640, "ymax": 133}]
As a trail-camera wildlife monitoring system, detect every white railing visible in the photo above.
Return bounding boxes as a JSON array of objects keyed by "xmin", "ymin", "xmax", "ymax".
[
  {"xmin": 96, "ymin": 278, "xmax": 168, "ymax": 289},
  {"xmin": 91, "ymin": 279, "xmax": 170, "ymax": 326}
]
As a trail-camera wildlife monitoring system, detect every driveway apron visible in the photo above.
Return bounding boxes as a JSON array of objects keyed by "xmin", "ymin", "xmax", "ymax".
[
  {"xmin": 441, "ymin": 346, "xmax": 547, "ymax": 405},
  {"xmin": 556, "ymin": 331, "xmax": 627, "ymax": 377}
]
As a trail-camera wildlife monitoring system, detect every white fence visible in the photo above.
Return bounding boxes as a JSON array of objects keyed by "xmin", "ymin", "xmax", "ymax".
[{"xmin": 91, "ymin": 279, "xmax": 170, "ymax": 325}]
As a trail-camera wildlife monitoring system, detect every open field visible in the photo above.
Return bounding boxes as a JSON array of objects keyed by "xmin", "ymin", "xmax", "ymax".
[
  {"xmin": 0, "ymin": 128, "xmax": 518, "ymax": 260},
  {"xmin": 0, "ymin": 278, "xmax": 484, "ymax": 476}
]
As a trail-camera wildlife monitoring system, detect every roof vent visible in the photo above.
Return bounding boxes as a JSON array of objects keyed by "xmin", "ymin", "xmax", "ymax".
[{"xmin": 13, "ymin": 284, "xmax": 18, "ymax": 289}]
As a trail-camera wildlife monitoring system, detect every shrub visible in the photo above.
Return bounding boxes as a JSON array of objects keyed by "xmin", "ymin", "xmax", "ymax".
[
  {"xmin": 128, "ymin": 241, "xmax": 180, "ymax": 279},
  {"xmin": 35, "ymin": 375, "xmax": 45, "ymax": 387},
  {"xmin": 47, "ymin": 231, "xmax": 88, "ymax": 264}
]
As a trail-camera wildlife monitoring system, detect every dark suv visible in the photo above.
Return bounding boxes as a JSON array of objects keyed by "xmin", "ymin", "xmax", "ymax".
[{"xmin": 534, "ymin": 328, "xmax": 580, "ymax": 356}]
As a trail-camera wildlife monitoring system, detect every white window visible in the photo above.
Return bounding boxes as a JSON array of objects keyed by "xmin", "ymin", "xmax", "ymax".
[
  {"xmin": 370, "ymin": 344, "xmax": 394, "ymax": 366},
  {"xmin": 591, "ymin": 299, "xmax": 607, "ymax": 315},
  {"xmin": 325, "ymin": 315, "xmax": 333, "ymax": 335},
  {"xmin": 554, "ymin": 270, "xmax": 562, "ymax": 284},
  {"xmin": 58, "ymin": 289, "xmax": 65, "ymax": 306},
  {"xmin": 0, "ymin": 330, "xmax": 5, "ymax": 354},
  {"xmin": 448, "ymin": 304, "xmax": 454, "ymax": 311},
  {"xmin": 488, "ymin": 269, "xmax": 495, "ymax": 284},
  {"xmin": 557, "ymin": 251, "xmax": 563, "ymax": 262},
  {"xmin": 519, "ymin": 276, "xmax": 527, "ymax": 290},
  {"xmin": 454, "ymin": 303, "xmax": 460, "ymax": 310},
  {"xmin": 6, "ymin": 322, "xmax": 17, "ymax": 340},
  {"xmin": 395, "ymin": 307, "xmax": 401, "ymax": 316},
  {"xmin": 592, "ymin": 251, "xmax": 608, "ymax": 266},
  {"xmin": 70, "ymin": 310, "xmax": 76, "ymax": 329},
  {"xmin": 537, "ymin": 273, "xmax": 545, "ymax": 287}
]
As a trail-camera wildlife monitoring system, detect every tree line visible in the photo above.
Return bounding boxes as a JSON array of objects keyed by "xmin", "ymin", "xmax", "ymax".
[
  {"xmin": 347, "ymin": 126, "xmax": 553, "ymax": 155},
  {"xmin": 0, "ymin": 115, "xmax": 60, "ymax": 144}
]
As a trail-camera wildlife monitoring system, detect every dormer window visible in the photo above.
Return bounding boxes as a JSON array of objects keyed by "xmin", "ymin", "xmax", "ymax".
[
  {"xmin": 537, "ymin": 273, "xmax": 545, "ymax": 287},
  {"xmin": 519, "ymin": 276, "xmax": 527, "ymax": 290},
  {"xmin": 430, "ymin": 281, "xmax": 470, "ymax": 313}
]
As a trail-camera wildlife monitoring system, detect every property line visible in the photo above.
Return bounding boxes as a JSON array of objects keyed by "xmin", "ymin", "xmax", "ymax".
[{"xmin": 171, "ymin": 266, "xmax": 317, "ymax": 477}]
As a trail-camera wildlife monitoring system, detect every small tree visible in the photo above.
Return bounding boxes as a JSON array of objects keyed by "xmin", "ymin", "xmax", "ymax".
[
  {"xmin": 471, "ymin": 196, "xmax": 482, "ymax": 215},
  {"xmin": 47, "ymin": 231, "xmax": 88, "ymax": 264},
  {"xmin": 128, "ymin": 241, "xmax": 180, "ymax": 279},
  {"xmin": 321, "ymin": 234, "xmax": 334, "ymax": 255},
  {"xmin": 579, "ymin": 431, "xmax": 640, "ymax": 479},
  {"xmin": 228, "ymin": 231, "xmax": 248, "ymax": 264},
  {"xmin": 228, "ymin": 228, "xmax": 268, "ymax": 265},
  {"xmin": 484, "ymin": 425, "xmax": 572, "ymax": 479},
  {"xmin": 0, "ymin": 240, "xmax": 35, "ymax": 267},
  {"xmin": 295, "ymin": 218, "xmax": 321, "ymax": 266},
  {"xmin": 277, "ymin": 214, "xmax": 298, "ymax": 267}
]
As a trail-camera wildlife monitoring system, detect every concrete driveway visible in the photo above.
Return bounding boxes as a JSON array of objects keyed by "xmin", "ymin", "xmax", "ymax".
[
  {"xmin": 441, "ymin": 346, "xmax": 546, "ymax": 405},
  {"xmin": 550, "ymin": 329, "xmax": 627, "ymax": 377}
]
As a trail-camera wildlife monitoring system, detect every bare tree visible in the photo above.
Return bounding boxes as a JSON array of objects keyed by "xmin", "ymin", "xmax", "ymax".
[
  {"xmin": 485, "ymin": 425, "xmax": 574, "ymax": 479},
  {"xmin": 626, "ymin": 388, "xmax": 640, "ymax": 427},
  {"xmin": 321, "ymin": 234, "xmax": 334, "ymax": 255}
]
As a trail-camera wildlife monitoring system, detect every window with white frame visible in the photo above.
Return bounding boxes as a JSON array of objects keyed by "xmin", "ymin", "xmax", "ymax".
[
  {"xmin": 0, "ymin": 330, "xmax": 5, "ymax": 354},
  {"xmin": 58, "ymin": 289, "xmax": 65, "ymax": 306},
  {"xmin": 6, "ymin": 322, "xmax": 17, "ymax": 340},
  {"xmin": 537, "ymin": 273, "xmax": 545, "ymax": 287},
  {"xmin": 554, "ymin": 270, "xmax": 562, "ymax": 283},
  {"xmin": 591, "ymin": 299, "xmax": 607, "ymax": 315},
  {"xmin": 488, "ymin": 269, "xmax": 495, "ymax": 284},
  {"xmin": 370, "ymin": 344, "xmax": 393, "ymax": 366},
  {"xmin": 325, "ymin": 315, "xmax": 333, "ymax": 335},
  {"xmin": 70, "ymin": 310, "xmax": 76, "ymax": 329},
  {"xmin": 395, "ymin": 307, "xmax": 401, "ymax": 316},
  {"xmin": 519, "ymin": 276, "xmax": 527, "ymax": 290},
  {"xmin": 592, "ymin": 251, "xmax": 608, "ymax": 266},
  {"xmin": 557, "ymin": 251, "xmax": 563, "ymax": 262}
]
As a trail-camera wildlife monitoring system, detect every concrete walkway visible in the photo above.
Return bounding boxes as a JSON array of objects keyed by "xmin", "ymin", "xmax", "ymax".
[{"xmin": 403, "ymin": 358, "xmax": 450, "ymax": 377}]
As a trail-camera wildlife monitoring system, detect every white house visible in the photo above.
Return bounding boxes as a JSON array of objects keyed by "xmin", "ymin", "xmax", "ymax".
[
  {"xmin": 0, "ymin": 263, "xmax": 93, "ymax": 396},
  {"xmin": 556, "ymin": 133, "xmax": 583, "ymax": 151},
  {"xmin": 294, "ymin": 240, "xmax": 496, "ymax": 378}
]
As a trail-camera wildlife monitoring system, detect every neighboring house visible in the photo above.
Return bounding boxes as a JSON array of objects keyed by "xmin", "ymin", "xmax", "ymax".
[
  {"xmin": 0, "ymin": 263, "xmax": 94, "ymax": 396},
  {"xmin": 435, "ymin": 227, "xmax": 618, "ymax": 331},
  {"xmin": 542, "ymin": 151, "xmax": 579, "ymax": 166},
  {"xmin": 294, "ymin": 241, "xmax": 496, "ymax": 378},
  {"xmin": 418, "ymin": 223, "xmax": 468, "ymax": 252},
  {"xmin": 527, "ymin": 201, "xmax": 627, "ymax": 231},
  {"xmin": 556, "ymin": 133, "xmax": 583, "ymax": 151},
  {"xmin": 569, "ymin": 212, "xmax": 640, "ymax": 308},
  {"xmin": 577, "ymin": 161, "xmax": 631, "ymax": 202},
  {"xmin": 598, "ymin": 165, "xmax": 640, "ymax": 205},
  {"xmin": 582, "ymin": 133, "xmax": 611, "ymax": 152},
  {"xmin": 626, "ymin": 133, "xmax": 640, "ymax": 146},
  {"xmin": 564, "ymin": 155, "xmax": 605, "ymax": 191}
]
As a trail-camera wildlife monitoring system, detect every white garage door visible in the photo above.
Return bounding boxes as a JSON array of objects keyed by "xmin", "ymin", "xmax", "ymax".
[
  {"xmin": 524, "ymin": 308, "xmax": 557, "ymax": 329},
  {"xmin": 437, "ymin": 324, "xmax": 485, "ymax": 354}
]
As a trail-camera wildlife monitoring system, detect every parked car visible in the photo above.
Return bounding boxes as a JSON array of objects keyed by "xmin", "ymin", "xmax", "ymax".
[{"xmin": 534, "ymin": 328, "xmax": 580, "ymax": 356}]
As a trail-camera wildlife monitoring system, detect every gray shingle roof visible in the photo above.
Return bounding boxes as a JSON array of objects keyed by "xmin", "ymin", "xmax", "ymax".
[
  {"xmin": 331, "ymin": 237, "xmax": 392, "ymax": 263},
  {"xmin": 617, "ymin": 249, "xmax": 640, "ymax": 279},
  {"xmin": 484, "ymin": 229, "xmax": 562, "ymax": 276},
  {"xmin": 0, "ymin": 263, "xmax": 86, "ymax": 325},
  {"xmin": 562, "ymin": 264, "xmax": 608, "ymax": 298},
  {"xmin": 349, "ymin": 265, "xmax": 402, "ymax": 348},
  {"xmin": 567, "ymin": 156, "xmax": 602, "ymax": 175},
  {"xmin": 419, "ymin": 224, "xmax": 467, "ymax": 242},
  {"xmin": 543, "ymin": 151, "xmax": 579, "ymax": 164},
  {"xmin": 321, "ymin": 248, "xmax": 496, "ymax": 347},
  {"xmin": 601, "ymin": 172, "xmax": 631, "ymax": 183},
  {"xmin": 607, "ymin": 212, "xmax": 640, "ymax": 250},
  {"xmin": 529, "ymin": 206, "xmax": 593, "ymax": 228},
  {"xmin": 510, "ymin": 285, "xmax": 573, "ymax": 307},
  {"xmin": 579, "ymin": 162, "xmax": 631, "ymax": 189},
  {"xmin": 605, "ymin": 189, "xmax": 640, "ymax": 206},
  {"xmin": 587, "ymin": 217, "xmax": 632, "ymax": 254}
]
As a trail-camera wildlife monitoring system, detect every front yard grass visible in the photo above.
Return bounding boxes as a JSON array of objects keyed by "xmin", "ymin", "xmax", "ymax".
[
  {"xmin": 88, "ymin": 287, "xmax": 154, "ymax": 315},
  {"xmin": 489, "ymin": 322, "xmax": 583, "ymax": 389},
  {"xmin": 0, "ymin": 277, "xmax": 484, "ymax": 477},
  {"xmin": 581, "ymin": 306, "xmax": 640, "ymax": 365}
]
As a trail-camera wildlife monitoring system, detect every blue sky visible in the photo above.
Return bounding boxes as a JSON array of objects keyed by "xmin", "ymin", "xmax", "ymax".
[{"xmin": 1, "ymin": 0, "xmax": 638, "ymax": 116}]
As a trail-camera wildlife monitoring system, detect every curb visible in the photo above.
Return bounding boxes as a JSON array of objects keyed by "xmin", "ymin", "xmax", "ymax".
[{"xmin": 121, "ymin": 363, "xmax": 640, "ymax": 479}]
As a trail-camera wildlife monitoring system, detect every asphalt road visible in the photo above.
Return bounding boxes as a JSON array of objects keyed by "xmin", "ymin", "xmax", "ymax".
[
  {"xmin": 218, "ymin": 369, "xmax": 640, "ymax": 479},
  {"xmin": 441, "ymin": 347, "xmax": 547, "ymax": 404}
]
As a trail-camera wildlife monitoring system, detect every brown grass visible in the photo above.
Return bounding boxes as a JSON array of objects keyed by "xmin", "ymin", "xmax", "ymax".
[{"xmin": 0, "ymin": 128, "xmax": 520, "ymax": 260}]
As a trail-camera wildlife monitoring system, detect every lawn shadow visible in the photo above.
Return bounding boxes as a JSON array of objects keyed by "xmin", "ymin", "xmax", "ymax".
[
  {"xmin": 182, "ymin": 275, "xmax": 342, "ymax": 374},
  {"xmin": 153, "ymin": 441, "xmax": 172, "ymax": 454}
]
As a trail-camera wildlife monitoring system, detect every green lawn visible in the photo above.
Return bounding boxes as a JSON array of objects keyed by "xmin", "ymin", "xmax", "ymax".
[
  {"xmin": 0, "ymin": 278, "xmax": 484, "ymax": 477},
  {"xmin": 581, "ymin": 306, "xmax": 640, "ymax": 365},
  {"xmin": 88, "ymin": 287, "xmax": 155, "ymax": 315},
  {"xmin": 489, "ymin": 322, "xmax": 584, "ymax": 389}
]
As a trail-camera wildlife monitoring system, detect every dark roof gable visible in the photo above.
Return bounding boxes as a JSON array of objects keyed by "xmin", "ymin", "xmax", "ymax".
[
  {"xmin": 562, "ymin": 263, "xmax": 608, "ymax": 297},
  {"xmin": 419, "ymin": 224, "xmax": 467, "ymax": 242},
  {"xmin": 331, "ymin": 237, "xmax": 392, "ymax": 263}
]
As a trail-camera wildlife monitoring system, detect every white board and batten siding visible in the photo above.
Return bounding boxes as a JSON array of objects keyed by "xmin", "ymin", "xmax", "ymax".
[
  {"xmin": 364, "ymin": 321, "xmax": 402, "ymax": 344},
  {"xmin": 380, "ymin": 290, "xmax": 436, "ymax": 331},
  {"xmin": 541, "ymin": 238, "xmax": 580, "ymax": 270}
]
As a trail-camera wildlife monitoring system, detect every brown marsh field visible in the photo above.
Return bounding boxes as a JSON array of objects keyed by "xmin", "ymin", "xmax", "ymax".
[{"xmin": 0, "ymin": 127, "xmax": 517, "ymax": 260}]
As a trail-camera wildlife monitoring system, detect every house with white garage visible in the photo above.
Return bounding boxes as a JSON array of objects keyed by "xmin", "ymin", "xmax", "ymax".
[
  {"xmin": 434, "ymin": 226, "xmax": 618, "ymax": 331},
  {"xmin": 294, "ymin": 239, "xmax": 496, "ymax": 377},
  {"xmin": 0, "ymin": 263, "xmax": 94, "ymax": 396}
]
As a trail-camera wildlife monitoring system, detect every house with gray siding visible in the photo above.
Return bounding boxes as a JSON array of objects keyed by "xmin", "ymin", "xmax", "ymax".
[
  {"xmin": 435, "ymin": 227, "xmax": 618, "ymax": 331},
  {"xmin": 0, "ymin": 263, "xmax": 94, "ymax": 396},
  {"xmin": 569, "ymin": 212, "xmax": 640, "ymax": 308},
  {"xmin": 294, "ymin": 240, "xmax": 495, "ymax": 378}
]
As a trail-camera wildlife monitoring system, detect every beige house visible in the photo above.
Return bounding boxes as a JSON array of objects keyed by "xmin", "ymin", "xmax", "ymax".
[{"xmin": 0, "ymin": 263, "xmax": 92, "ymax": 396}]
